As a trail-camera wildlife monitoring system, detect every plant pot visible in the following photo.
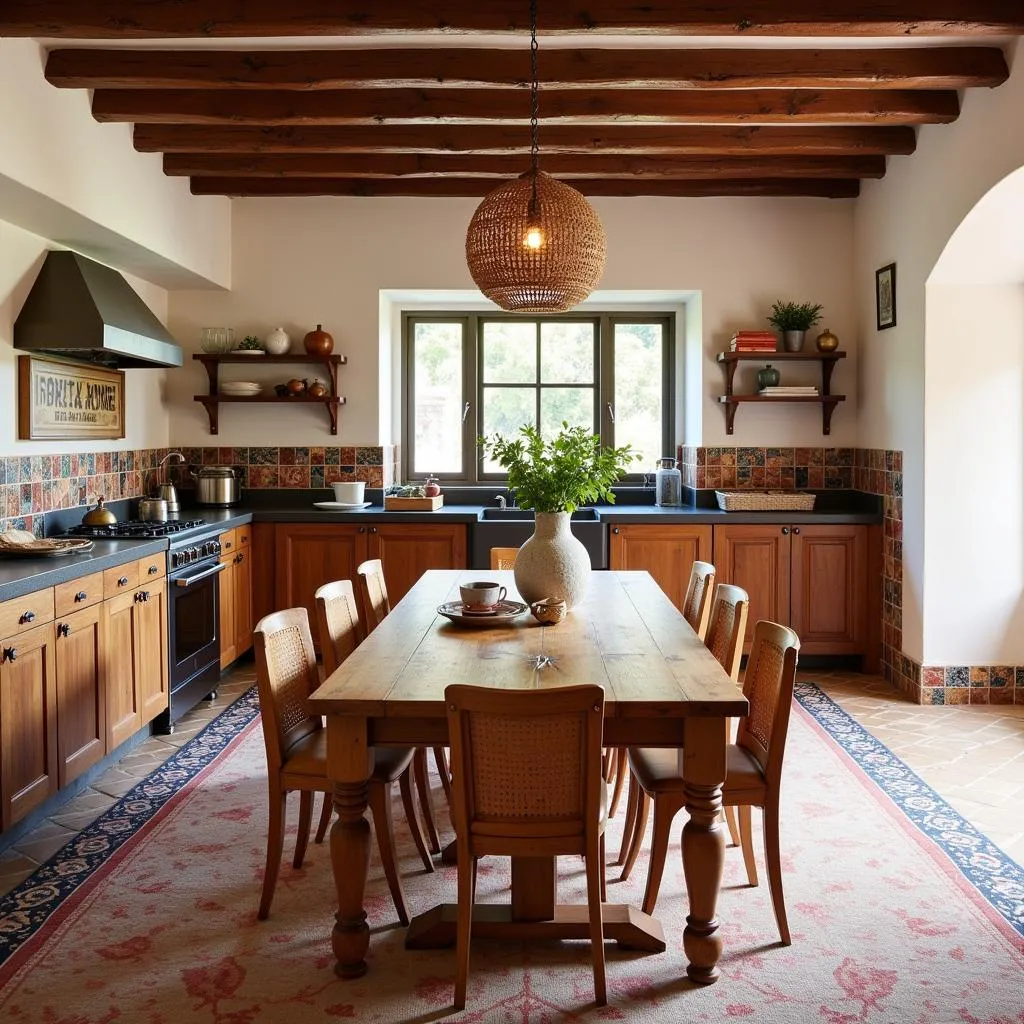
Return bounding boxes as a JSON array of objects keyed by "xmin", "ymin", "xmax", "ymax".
[
  {"xmin": 782, "ymin": 330, "xmax": 807, "ymax": 352},
  {"xmin": 513, "ymin": 511, "xmax": 591, "ymax": 609}
]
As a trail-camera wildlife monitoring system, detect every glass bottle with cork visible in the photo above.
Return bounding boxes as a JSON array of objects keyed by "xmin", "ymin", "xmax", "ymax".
[{"xmin": 655, "ymin": 457, "xmax": 682, "ymax": 507}]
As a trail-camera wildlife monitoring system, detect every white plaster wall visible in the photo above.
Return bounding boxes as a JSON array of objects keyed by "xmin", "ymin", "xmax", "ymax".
[
  {"xmin": 0, "ymin": 39, "xmax": 231, "ymax": 291},
  {"xmin": 854, "ymin": 38, "xmax": 1024, "ymax": 664},
  {"xmin": 0, "ymin": 219, "xmax": 171, "ymax": 455},
  {"xmin": 167, "ymin": 194, "xmax": 857, "ymax": 448}
]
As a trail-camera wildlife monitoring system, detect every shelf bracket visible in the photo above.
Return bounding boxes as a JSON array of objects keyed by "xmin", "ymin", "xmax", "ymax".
[
  {"xmin": 195, "ymin": 396, "xmax": 219, "ymax": 435},
  {"xmin": 821, "ymin": 359, "xmax": 837, "ymax": 396}
]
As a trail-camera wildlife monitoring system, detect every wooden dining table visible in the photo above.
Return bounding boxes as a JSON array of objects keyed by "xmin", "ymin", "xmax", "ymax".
[{"xmin": 308, "ymin": 569, "xmax": 748, "ymax": 985}]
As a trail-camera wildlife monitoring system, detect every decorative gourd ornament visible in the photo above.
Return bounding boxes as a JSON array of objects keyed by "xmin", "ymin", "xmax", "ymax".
[
  {"xmin": 303, "ymin": 324, "xmax": 334, "ymax": 356},
  {"xmin": 816, "ymin": 327, "xmax": 839, "ymax": 353}
]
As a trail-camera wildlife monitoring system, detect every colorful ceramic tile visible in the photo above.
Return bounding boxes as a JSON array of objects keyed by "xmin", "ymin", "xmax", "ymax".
[
  {"xmin": 310, "ymin": 465, "xmax": 325, "ymax": 488},
  {"xmin": 248, "ymin": 447, "xmax": 279, "ymax": 466},
  {"xmin": 989, "ymin": 687, "xmax": 1015, "ymax": 705},
  {"xmin": 945, "ymin": 666, "xmax": 970, "ymax": 688},
  {"xmin": 944, "ymin": 688, "xmax": 970, "ymax": 705},
  {"xmin": 310, "ymin": 447, "xmax": 326, "ymax": 465},
  {"xmin": 247, "ymin": 466, "xmax": 279, "ymax": 488},
  {"xmin": 279, "ymin": 465, "xmax": 310, "ymax": 488},
  {"xmin": 970, "ymin": 688, "xmax": 990, "ymax": 705},
  {"xmin": 325, "ymin": 447, "xmax": 340, "ymax": 465},
  {"xmin": 970, "ymin": 667, "xmax": 989, "ymax": 687},
  {"xmin": 925, "ymin": 688, "xmax": 945, "ymax": 705},
  {"xmin": 921, "ymin": 666, "xmax": 944, "ymax": 688}
]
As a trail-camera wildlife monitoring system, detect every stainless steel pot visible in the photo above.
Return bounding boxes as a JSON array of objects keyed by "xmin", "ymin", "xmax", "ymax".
[
  {"xmin": 138, "ymin": 497, "xmax": 169, "ymax": 522},
  {"xmin": 190, "ymin": 465, "xmax": 241, "ymax": 506}
]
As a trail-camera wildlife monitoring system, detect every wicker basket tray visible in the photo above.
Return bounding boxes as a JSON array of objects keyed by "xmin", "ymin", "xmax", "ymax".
[{"xmin": 715, "ymin": 490, "xmax": 816, "ymax": 512}]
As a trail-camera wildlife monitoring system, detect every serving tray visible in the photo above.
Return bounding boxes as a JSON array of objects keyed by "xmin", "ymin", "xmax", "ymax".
[{"xmin": 437, "ymin": 599, "xmax": 527, "ymax": 627}]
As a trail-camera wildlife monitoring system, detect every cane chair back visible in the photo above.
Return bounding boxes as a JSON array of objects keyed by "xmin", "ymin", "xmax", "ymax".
[
  {"xmin": 356, "ymin": 558, "xmax": 390, "ymax": 632},
  {"xmin": 314, "ymin": 579, "xmax": 363, "ymax": 676},
  {"xmin": 682, "ymin": 560, "xmax": 716, "ymax": 640},
  {"xmin": 704, "ymin": 584, "xmax": 749, "ymax": 681},
  {"xmin": 489, "ymin": 546, "xmax": 520, "ymax": 571}
]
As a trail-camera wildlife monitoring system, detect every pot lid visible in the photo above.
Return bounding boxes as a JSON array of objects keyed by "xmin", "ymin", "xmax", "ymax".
[{"xmin": 194, "ymin": 465, "xmax": 237, "ymax": 477}]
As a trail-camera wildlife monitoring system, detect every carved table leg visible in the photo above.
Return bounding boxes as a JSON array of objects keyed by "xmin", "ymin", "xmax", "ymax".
[
  {"xmin": 327, "ymin": 716, "xmax": 374, "ymax": 978},
  {"xmin": 681, "ymin": 716, "xmax": 728, "ymax": 985}
]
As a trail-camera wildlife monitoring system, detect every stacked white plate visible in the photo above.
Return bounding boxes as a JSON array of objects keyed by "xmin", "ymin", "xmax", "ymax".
[{"xmin": 220, "ymin": 381, "xmax": 262, "ymax": 396}]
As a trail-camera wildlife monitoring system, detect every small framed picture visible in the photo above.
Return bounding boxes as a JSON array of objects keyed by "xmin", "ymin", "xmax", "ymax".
[{"xmin": 876, "ymin": 262, "xmax": 896, "ymax": 330}]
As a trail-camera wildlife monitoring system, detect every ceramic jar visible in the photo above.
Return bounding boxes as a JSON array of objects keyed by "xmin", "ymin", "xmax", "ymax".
[
  {"xmin": 303, "ymin": 324, "xmax": 334, "ymax": 356},
  {"xmin": 423, "ymin": 475, "xmax": 441, "ymax": 497},
  {"xmin": 264, "ymin": 327, "xmax": 290, "ymax": 355},
  {"xmin": 816, "ymin": 327, "xmax": 839, "ymax": 352},
  {"xmin": 306, "ymin": 378, "xmax": 328, "ymax": 398},
  {"xmin": 757, "ymin": 364, "xmax": 781, "ymax": 389},
  {"xmin": 513, "ymin": 511, "xmax": 591, "ymax": 610}
]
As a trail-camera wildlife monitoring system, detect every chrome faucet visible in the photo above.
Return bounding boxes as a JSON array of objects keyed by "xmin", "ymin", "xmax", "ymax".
[{"xmin": 495, "ymin": 494, "xmax": 507, "ymax": 509}]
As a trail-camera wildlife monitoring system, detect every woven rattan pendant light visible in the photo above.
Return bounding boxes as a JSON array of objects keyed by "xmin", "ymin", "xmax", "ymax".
[{"xmin": 465, "ymin": 0, "xmax": 606, "ymax": 313}]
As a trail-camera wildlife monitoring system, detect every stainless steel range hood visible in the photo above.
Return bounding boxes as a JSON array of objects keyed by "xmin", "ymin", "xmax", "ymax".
[{"xmin": 14, "ymin": 251, "xmax": 183, "ymax": 369}]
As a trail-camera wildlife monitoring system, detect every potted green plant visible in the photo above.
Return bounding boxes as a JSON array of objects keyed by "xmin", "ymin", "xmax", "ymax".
[
  {"xmin": 767, "ymin": 300, "xmax": 824, "ymax": 352},
  {"xmin": 237, "ymin": 335, "xmax": 264, "ymax": 354},
  {"xmin": 479, "ymin": 423, "xmax": 636, "ymax": 608}
]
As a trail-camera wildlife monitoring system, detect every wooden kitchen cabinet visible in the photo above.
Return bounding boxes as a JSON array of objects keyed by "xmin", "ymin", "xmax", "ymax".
[
  {"xmin": 233, "ymin": 533, "xmax": 253, "ymax": 659},
  {"xmin": 367, "ymin": 523, "xmax": 468, "ymax": 606},
  {"xmin": 102, "ymin": 579, "xmax": 169, "ymax": 750},
  {"xmin": 0, "ymin": 621, "xmax": 58, "ymax": 829},
  {"xmin": 54, "ymin": 601, "xmax": 105, "ymax": 788},
  {"xmin": 218, "ymin": 548, "xmax": 236, "ymax": 669},
  {"xmin": 608, "ymin": 524, "xmax": 713, "ymax": 611},
  {"xmin": 218, "ymin": 526, "xmax": 254, "ymax": 669}
]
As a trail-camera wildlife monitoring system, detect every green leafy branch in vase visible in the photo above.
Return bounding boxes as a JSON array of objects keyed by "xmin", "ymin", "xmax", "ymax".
[{"xmin": 479, "ymin": 423, "xmax": 638, "ymax": 514}]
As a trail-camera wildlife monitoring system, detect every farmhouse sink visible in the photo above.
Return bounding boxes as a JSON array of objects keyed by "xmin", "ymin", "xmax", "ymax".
[{"xmin": 479, "ymin": 507, "xmax": 599, "ymax": 521}]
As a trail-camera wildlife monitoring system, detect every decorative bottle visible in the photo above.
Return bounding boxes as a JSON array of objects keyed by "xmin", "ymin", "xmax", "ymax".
[{"xmin": 654, "ymin": 457, "xmax": 682, "ymax": 507}]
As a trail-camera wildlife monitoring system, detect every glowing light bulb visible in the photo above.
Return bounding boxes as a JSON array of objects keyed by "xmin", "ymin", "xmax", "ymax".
[{"xmin": 524, "ymin": 225, "xmax": 545, "ymax": 250}]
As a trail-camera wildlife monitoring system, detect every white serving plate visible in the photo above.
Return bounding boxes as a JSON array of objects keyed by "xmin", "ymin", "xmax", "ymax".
[{"xmin": 312, "ymin": 501, "xmax": 372, "ymax": 510}]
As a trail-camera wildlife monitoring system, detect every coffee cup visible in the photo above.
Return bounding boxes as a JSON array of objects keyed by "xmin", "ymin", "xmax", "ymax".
[
  {"xmin": 333, "ymin": 481, "xmax": 366, "ymax": 504},
  {"xmin": 459, "ymin": 581, "xmax": 507, "ymax": 613}
]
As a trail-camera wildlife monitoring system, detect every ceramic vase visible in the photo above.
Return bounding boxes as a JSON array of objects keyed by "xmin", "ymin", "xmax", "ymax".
[
  {"xmin": 756, "ymin": 364, "xmax": 781, "ymax": 389},
  {"xmin": 513, "ymin": 511, "xmax": 591, "ymax": 609},
  {"xmin": 264, "ymin": 327, "xmax": 290, "ymax": 355},
  {"xmin": 782, "ymin": 329, "xmax": 807, "ymax": 352},
  {"xmin": 303, "ymin": 323, "xmax": 334, "ymax": 355},
  {"xmin": 816, "ymin": 327, "xmax": 839, "ymax": 352}
]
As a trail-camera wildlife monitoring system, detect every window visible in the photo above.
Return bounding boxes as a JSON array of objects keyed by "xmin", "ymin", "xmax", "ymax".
[{"xmin": 403, "ymin": 312, "xmax": 674, "ymax": 483}]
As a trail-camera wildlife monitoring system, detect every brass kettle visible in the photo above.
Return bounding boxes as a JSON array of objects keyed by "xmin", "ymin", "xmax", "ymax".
[{"xmin": 83, "ymin": 497, "xmax": 117, "ymax": 526}]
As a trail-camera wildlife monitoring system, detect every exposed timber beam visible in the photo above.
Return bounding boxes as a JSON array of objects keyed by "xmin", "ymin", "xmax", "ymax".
[
  {"xmin": 162, "ymin": 152, "xmax": 886, "ymax": 179},
  {"xmin": 4, "ymin": 2, "xmax": 1022, "ymax": 38},
  {"xmin": 188, "ymin": 176, "xmax": 861, "ymax": 198},
  {"xmin": 93, "ymin": 87, "xmax": 959, "ymax": 126},
  {"xmin": 46, "ymin": 46, "xmax": 1008, "ymax": 91},
  {"xmin": 133, "ymin": 123, "xmax": 918, "ymax": 156}
]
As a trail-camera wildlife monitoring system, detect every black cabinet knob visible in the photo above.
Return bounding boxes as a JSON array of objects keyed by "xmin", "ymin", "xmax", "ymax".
[
  {"xmin": 234, "ymin": 553, "xmax": 243, "ymax": 564},
  {"xmin": 57, "ymin": 623, "xmax": 71, "ymax": 638},
  {"xmin": 3, "ymin": 647, "xmax": 16, "ymax": 662},
  {"xmin": 19, "ymin": 610, "xmax": 35, "ymax": 624},
  {"xmin": 781, "ymin": 527, "xmax": 790, "ymax": 535},
  {"xmin": 612, "ymin": 527, "xmax": 620, "ymax": 535},
  {"xmin": 792, "ymin": 527, "xmax": 801, "ymax": 535},
  {"xmin": 148, "ymin": 564, "xmax": 159, "ymax": 575},
  {"xmin": 74, "ymin": 591, "xmax": 87, "ymax": 602},
  {"xmin": 370, "ymin": 527, "xmax": 378, "ymax": 535},
  {"xmin": 118, "ymin": 576, "xmax": 129, "ymax": 587}
]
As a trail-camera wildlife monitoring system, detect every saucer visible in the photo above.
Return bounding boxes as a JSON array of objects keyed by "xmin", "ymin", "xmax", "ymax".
[
  {"xmin": 437, "ymin": 600, "xmax": 527, "ymax": 628},
  {"xmin": 312, "ymin": 501, "xmax": 372, "ymax": 510}
]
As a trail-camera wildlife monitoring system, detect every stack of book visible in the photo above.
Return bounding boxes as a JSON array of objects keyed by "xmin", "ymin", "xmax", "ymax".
[
  {"xmin": 730, "ymin": 330, "xmax": 778, "ymax": 352},
  {"xmin": 758, "ymin": 385, "xmax": 820, "ymax": 397}
]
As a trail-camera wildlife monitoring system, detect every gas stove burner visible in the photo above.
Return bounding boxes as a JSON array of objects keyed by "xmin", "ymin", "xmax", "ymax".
[{"xmin": 62, "ymin": 518, "xmax": 207, "ymax": 540}]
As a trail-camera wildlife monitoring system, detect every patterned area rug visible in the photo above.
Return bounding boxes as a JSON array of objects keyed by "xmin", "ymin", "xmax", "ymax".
[{"xmin": 0, "ymin": 684, "xmax": 1021, "ymax": 1023}]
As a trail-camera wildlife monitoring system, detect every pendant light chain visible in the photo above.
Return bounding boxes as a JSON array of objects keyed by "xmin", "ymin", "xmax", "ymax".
[{"xmin": 528, "ymin": 0, "xmax": 539, "ymax": 216}]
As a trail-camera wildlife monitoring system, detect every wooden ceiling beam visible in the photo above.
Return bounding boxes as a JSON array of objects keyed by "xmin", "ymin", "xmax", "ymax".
[
  {"xmin": 94, "ymin": 87, "xmax": 959, "ymax": 126},
  {"xmin": 46, "ymin": 46, "xmax": 1008, "ymax": 91},
  {"xmin": 188, "ymin": 176, "xmax": 860, "ymax": 198},
  {"xmin": 5, "ymin": 2, "xmax": 1021, "ymax": 38},
  {"xmin": 163, "ymin": 152, "xmax": 886, "ymax": 179},
  {"xmin": 134, "ymin": 123, "xmax": 918, "ymax": 156}
]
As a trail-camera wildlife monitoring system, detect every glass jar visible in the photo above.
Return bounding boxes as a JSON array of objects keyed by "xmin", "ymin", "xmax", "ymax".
[{"xmin": 654, "ymin": 457, "xmax": 682, "ymax": 507}]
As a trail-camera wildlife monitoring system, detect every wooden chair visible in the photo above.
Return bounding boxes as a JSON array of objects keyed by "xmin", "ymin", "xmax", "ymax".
[
  {"xmin": 445, "ymin": 683, "xmax": 608, "ymax": 1010},
  {"xmin": 355, "ymin": 557, "xmax": 448, "ymax": 853},
  {"xmin": 489, "ymin": 546, "xmax": 520, "ymax": 570},
  {"xmin": 682, "ymin": 559, "xmax": 716, "ymax": 640},
  {"xmin": 618, "ymin": 583, "xmax": 749, "ymax": 867},
  {"xmin": 253, "ymin": 607, "xmax": 424, "ymax": 925},
  {"xmin": 313, "ymin": 579, "xmax": 434, "ymax": 873},
  {"xmin": 622, "ymin": 619, "xmax": 798, "ymax": 944}
]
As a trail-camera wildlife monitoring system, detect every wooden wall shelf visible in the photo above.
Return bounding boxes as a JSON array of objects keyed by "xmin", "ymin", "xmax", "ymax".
[
  {"xmin": 715, "ymin": 350, "xmax": 846, "ymax": 435},
  {"xmin": 192, "ymin": 353, "xmax": 347, "ymax": 435}
]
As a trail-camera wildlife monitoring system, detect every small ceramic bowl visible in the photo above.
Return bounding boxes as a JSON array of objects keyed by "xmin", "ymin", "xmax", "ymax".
[{"xmin": 530, "ymin": 598, "xmax": 567, "ymax": 625}]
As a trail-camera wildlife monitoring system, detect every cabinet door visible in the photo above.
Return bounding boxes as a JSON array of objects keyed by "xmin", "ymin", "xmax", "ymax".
[
  {"xmin": 103, "ymin": 590, "xmax": 140, "ymax": 750},
  {"xmin": 275, "ymin": 524, "xmax": 367, "ymax": 646},
  {"xmin": 0, "ymin": 623, "xmax": 58, "ymax": 829},
  {"xmin": 713, "ymin": 525, "xmax": 791, "ymax": 651},
  {"xmin": 608, "ymin": 524, "xmax": 713, "ymax": 612},
  {"xmin": 233, "ymin": 545, "xmax": 254, "ymax": 657},
  {"xmin": 218, "ymin": 553, "xmax": 237, "ymax": 668},
  {"xmin": 367, "ymin": 524, "xmax": 468, "ymax": 606},
  {"xmin": 790, "ymin": 525, "xmax": 866, "ymax": 655},
  {"xmin": 135, "ymin": 580, "xmax": 169, "ymax": 727},
  {"xmin": 55, "ymin": 603, "xmax": 105, "ymax": 787}
]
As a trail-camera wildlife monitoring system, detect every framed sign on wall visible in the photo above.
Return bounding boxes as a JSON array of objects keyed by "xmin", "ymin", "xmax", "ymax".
[{"xmin": 18, "ymin": 355, "xmax": 125, "ymax": 440}]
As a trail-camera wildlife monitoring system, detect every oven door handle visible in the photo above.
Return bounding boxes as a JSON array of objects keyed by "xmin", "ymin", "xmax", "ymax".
[{"xmin": 174, "ymin": 562, "xmax": 227, "ymax": 587}]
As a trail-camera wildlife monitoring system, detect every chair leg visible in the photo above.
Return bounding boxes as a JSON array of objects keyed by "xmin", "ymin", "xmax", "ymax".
[
  {"xmin": 599, "ymin": 833, "xmax": 607, "ymax": 903},
  {"xmin": 432, "ymin": 745, "xmax": 452, "ymax": 804},
  {"xmin": 608, "ymin": 748, "xmax": 627, "ymax": 819},
  {"xmin": 723, "ymin": 805, "xmax": 741, "ymax": 848},
  {"xmin": 314, "ymin": 790, "xmax": 333, "ymax": 845},
  {"xmin": 585, "ymin": 834, "xmax": 607, "ymax": 1006},
  {"xmin": 453, "ymin": 843, "xmax": 474, "ymax": 1011},
  {"xmin": 368, "ymin": 781, "xmax": 410, "ymax": 927},
  {"xmin": 641, "ymin": 795, "xmax": 681, "ymax": 917},
  {"xmin": 414, "ymin": 747, "xmax": 442, "ymax": 854},
  {"xmin": 616, "ymin": 773, "xmax": 639, "ymax": 865},
  {"xmin": 762, "ymin": 799, "xmax": 791, "ymax": 945},
  {"xmin": 293, "ymin": 790, "xmax": 313, "ymax": 868},
  {"xmin": 619, "ymin": 787, "xmax": 650, "ymax": 882},
  {"xmin": 400, "ymin": 765, "xmax": 435, "ymax": 872},
  {"xmin": 258, "ymin": 786, "xmax": 287, "ymax": 920},
  {"xmin": 739, "ymin": 804, "xmax": 759, "ymax": 887}
]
